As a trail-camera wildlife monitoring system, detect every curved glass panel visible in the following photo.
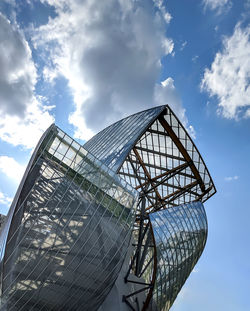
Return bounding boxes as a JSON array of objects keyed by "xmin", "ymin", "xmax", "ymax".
[
  {"xmin": 84, "ymin": 106, "xmax": 166, "ymax": 172},
  {"xmin": 0, "ymin": 126, "xmax": 138, "ymax": 311},
  {"xmin": 162, "ymin": 107, "xmax": 216, "ymax": 202},
  {"xmin": 0, "ymin": 105, "xmax": 216, "ymax": 311},
  {"xmin": 83, "ymin": 105, "xmax": 215, "ymax": 310},
  {"xmin": 85, "ymin": 105, "xmax": 215, "ymax": 209},
  {"xmin": 149, "ymin": 201, "xmax": 207, "ymax": 311}
]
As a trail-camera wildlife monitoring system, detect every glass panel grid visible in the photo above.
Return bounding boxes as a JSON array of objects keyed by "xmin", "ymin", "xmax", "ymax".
[
  {"xmin": 83, "ymin": 106, "xmax": 166, "ymax": 172},
  {"xmin": 150, "ymin": 201, "xmax": 207, "ymax": 311},
  {"xmin": 0, "ymin": 105, "xmax": 216, "ymax": 311},
  {"xmin": 0, "ymin": 125, "xmax": 138, "ymax": 311}
]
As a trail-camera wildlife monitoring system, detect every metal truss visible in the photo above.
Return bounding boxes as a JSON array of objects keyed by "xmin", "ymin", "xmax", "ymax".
[
  {"xmin": 117, "ymin": 107, "xmax": 216, "ymax": 311},
  {"xmin": 0, "ymin": 105, "xmax": 216, "ymax": 311}
]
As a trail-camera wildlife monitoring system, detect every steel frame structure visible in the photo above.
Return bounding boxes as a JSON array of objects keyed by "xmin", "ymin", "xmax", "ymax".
[
  {"xmin": 84, "ymin": 105, "xmax": 215, "ymax": 310},
  {"xmin": 0, "ymin": 105, "xmax": 216, "ymax": 311}
]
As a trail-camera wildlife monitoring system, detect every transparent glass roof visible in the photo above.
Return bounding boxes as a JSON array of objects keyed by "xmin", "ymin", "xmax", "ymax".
[
  {"xmin": 84, "ymin": 105, "xmax": 216, "ymax": 212},
  {"xmin": 84, "ymin": 106, "xmax": 166, "ymax": 172}
]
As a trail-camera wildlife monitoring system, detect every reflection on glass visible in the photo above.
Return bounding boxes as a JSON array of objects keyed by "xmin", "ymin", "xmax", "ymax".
[
  {"xmin": 0, "ymin": 126, "xmax": 138, "ymax": 311},
  {"xmin": 150, "ymin": 201, "xmax": 207, "ymax": 311}
]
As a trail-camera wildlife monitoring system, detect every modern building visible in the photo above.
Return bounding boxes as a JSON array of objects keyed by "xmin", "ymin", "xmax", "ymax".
[
  {"xmin": 0, "ymin": 105, "xmax": 216, "ymax": 311},
  {"xmin": 0, "ymin": 216, "xmax": 6, "ymax": 234}
]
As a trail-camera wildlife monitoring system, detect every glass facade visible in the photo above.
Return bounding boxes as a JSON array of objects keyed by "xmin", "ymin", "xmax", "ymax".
[
  {"xmin": 150, "ymin": 201, "xmax": 207, "ymax": 310},
  {"xmin": 84, "ymin": 105, "xmax": 215, "ymax": 310},
  {"xmin": 0, "ymin": 105, "xmax": 216, "ymax": 311},
  {"xmin": 84, "ymin": 106, "xmax": 165, "ymax": 172},
  {"xmin": 85, "ymin": 105, "xmax": 215, "ymax": 207},
  {"xmin": 0, "ymin": 126, "xmax": 137, "ymax": 311}
]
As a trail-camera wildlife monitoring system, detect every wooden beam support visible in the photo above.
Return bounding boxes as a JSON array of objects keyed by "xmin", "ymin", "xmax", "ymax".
[
  {"xmin": 146, "ymin": 128, "xmax": 170, "ymax": 137},
  {"xmin": 146, "ymin": 180, "xmax": 199, "ymax": 212},
  {"xmin": 133, "ymin": 148, "xmax": 163, "ymax": 205},
  {"xmin": 128, "ymin": 158, "xmax": 195, "ymax": 179},
  {"xmin": 158, "ymin": 115, "xmax": 205, "ymax": 192},
  {"xmin": 127, "ymin": 155, "xmax": 156, "ymax": 208},
  {"xmin": 161, "ymin": 180, "xmax": 199, "ymax": 202},
  {"xmin": 135, "ymin": 146, "xmax": 185, "ymax": 162},
  {"xmin": 135, "ymin": 162, "xmax": 189, "ymax": 190}
]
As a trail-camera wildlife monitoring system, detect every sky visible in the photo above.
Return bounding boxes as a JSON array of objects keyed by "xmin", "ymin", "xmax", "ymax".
[{"xmin": 0, "ymin": 0, "xmax": 249, "ymax": 310}]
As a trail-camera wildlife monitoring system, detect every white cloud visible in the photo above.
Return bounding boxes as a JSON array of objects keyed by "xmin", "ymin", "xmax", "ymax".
[
  {"xmin": 187, "ymin": 125, "xmax": 196, "ymax": 139},
  {"xmin": 32, "ymin": 0, "xmax": 189, "ymax": 141},
  {"xmin": 0, "ymin": 192, "xmax": 12, "ymax": 206},
  {"xmin": 0, "ymin": 13, "xmax": 36, "ymax": 117},
  {"xmin": 0, "ymin": 191, "xmax": 12, "ymax": 214},
  {"xmin": 155, "ymin": 78, "xmax": 186, "ymax": 119},
  {"xmin": 201, "ymin": 24, "xmax": 250, "ymax": 120},
  {"xmin": 154, "ymin": 78, "xmax": 196, "ymax": 138},
  {"xmin": 244, "ymin": 108, "xmax": 250, "ymax": 118},
  {"xmin": 0, "ymin": 13, "xmax": 54, "ymax": 149},
  {"xmin": 0, "ymin": 156, "xmax": 26, "ymax": 183},
  {"xmin": 192, "ymin": 55, "xmax": 199, "ymax": 63},
  {"xmin": 202, "ymin": 0, "xmax": 232, "ymax": 14},
  {"xmin": 162, "ymin": 37, "xmax": 175, "ymax": 55},
  {"xmin": 180, "ymin": 40, "xmax": 187, "ymax": 51},
  {"xmin": 0, "ymin": 103, "xmax": 54, "ymax": 148},
  {"xmin": 192, "ymin": 267, "xmax": 200, "ymax": 273},
  {"xmin": 163, "ymin": 12, "xmax": 172, "ymax": 24},
  {"xmin": 152, "ymin": 0, "xmax": 172, "ymax": 23},
  {"xmin": 224, "ymin": 175, "xmax": 239, "ymax": 181}
]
